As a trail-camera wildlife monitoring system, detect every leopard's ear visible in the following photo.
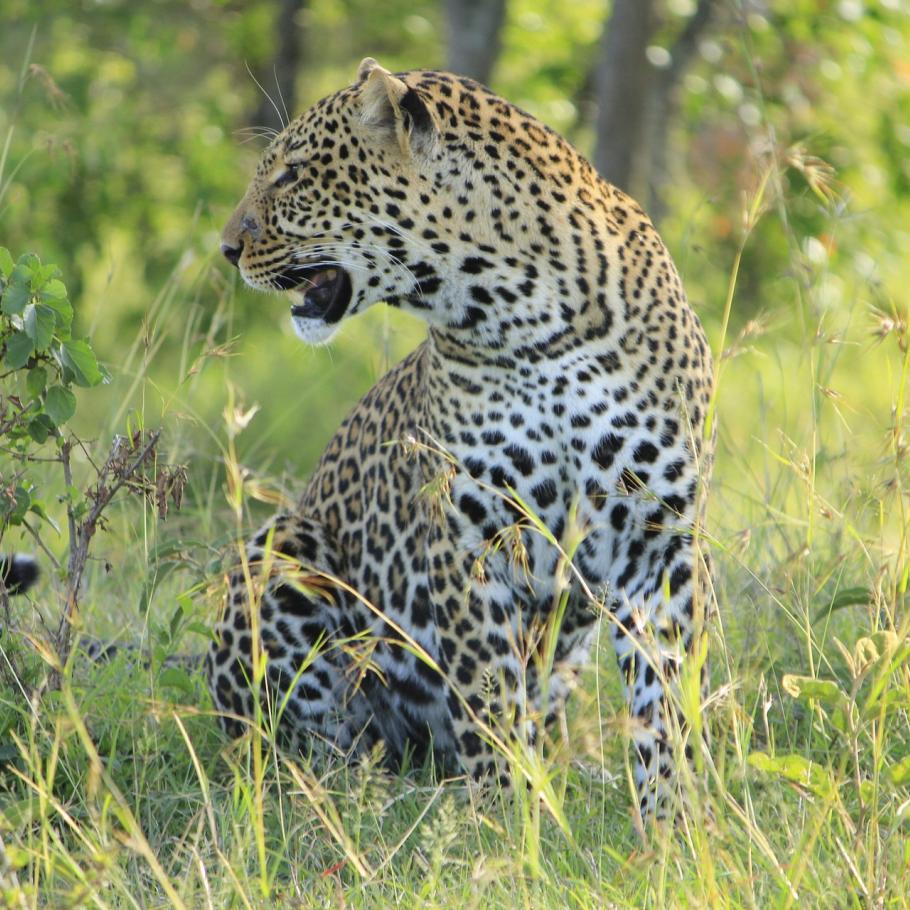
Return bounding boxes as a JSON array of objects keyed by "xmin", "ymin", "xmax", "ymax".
[
  {"xmin": 356, "ymin": 57, "xmax": 381, "ymax": 83},
  {"xmin": 357, "ymin": 59, "xmax": 436, "ymax": 155}
]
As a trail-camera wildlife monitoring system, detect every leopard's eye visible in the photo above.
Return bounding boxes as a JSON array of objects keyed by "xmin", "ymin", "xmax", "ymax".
[{"xmin": 273, "ymin": 164, "xmax": 300, "ymax": 188}]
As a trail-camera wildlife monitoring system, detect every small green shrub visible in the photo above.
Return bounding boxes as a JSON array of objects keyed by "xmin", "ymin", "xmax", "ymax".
[
  {"xmin": 0, "ymin": 248, "xmax": 184, "ymax": 675},
  {"xmin": 0, "ymin": 247, "xmax": 105, "ymax": 525}
]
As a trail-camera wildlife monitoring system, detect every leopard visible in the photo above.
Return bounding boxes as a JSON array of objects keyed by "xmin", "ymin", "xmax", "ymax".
[{"xmin": 213, "ymin": 57, "xmax": 715, "ymax": 821}]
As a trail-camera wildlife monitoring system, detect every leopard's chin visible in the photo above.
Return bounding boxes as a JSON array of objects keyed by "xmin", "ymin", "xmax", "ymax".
[{"xmin": 289, "ymin": 298, "xmax": 344, "ymax": 346}]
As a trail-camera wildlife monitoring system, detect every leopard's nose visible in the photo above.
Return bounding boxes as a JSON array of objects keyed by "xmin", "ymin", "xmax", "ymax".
[{"xmin": 221, "ymin": 241, "xmax": 243, "ymax": 267}]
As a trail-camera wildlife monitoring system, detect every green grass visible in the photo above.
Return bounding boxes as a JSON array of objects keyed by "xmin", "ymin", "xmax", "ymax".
[
  {"xmin": 3, "ymin": 108, "xmax": 910, "ymax": 910},
  {"xmin": 3, "ymin": 310, "xmax": 909, "ymax": 906}
]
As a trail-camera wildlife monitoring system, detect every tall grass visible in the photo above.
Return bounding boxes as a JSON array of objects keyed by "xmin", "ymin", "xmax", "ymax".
[{"xmin": 2, "ymin": 83, "xmax": 910, "ymax": 910}]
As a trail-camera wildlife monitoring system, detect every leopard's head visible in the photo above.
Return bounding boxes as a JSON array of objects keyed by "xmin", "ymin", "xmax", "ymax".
[
  {"xmin": 222, "ymin": 58, "xmax": 579, "ymax": 347},
  {"xmin": 223, "ymin": 58, "xmax": 455, "ymax": 344}
]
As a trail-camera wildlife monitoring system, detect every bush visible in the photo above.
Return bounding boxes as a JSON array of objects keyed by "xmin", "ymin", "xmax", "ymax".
[{"xmin": 0, "ymin": 248, "xmax": 185, "ymax": 677}]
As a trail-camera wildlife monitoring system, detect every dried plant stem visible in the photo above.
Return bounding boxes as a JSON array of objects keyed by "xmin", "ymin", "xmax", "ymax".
[{"xmin": 51, "ymin": 430, "xmax": 161, "ymax": 686}]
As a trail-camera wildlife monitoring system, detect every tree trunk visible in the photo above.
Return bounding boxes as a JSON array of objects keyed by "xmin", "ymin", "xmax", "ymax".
[
  {"xmin": 645, "ymin": 0, "xmax": 717, "ymax": 221},
  {"xmin": 445, "ymin": 0, "xmax": 507, "ymax": 85},
  {"xmin": 593, "ymin": 0, "xmax": 656, "ymax": 194},
  {"xmin": 255, "ymin": 0, "xmax": 307, "ymax": 133}
]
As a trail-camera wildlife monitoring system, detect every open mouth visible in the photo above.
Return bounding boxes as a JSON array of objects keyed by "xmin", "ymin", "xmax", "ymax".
[{"xmin": 276, "ymin": 264, "xmax": 353, "ymax": 325}]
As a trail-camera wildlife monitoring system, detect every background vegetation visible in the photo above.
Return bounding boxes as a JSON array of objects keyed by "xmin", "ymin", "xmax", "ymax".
[{"xmin": 2, "ymin": 0, "xmax": 910, "ymax": 906}]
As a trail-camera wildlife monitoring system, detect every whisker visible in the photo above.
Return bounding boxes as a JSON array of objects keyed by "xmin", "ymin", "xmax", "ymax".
[
  {"xmin": 266, "ymin": 225, "xmax": 430, "ymax": 306},
  {"xmin": 235, "ymin": 126, "xmax": 281, "ymax": 138},
  {"xmin": 292, "ymin": 242, "xmax": 416, "ymax": 285},
  {"xmin": 233, "ymin": 125, "xmax": 282, "ymax": 147},
  {"xmin": 245, "ymin": 61, "xmax": 287, "ymax": 132},
  {"xmin": 272, "ymin": 64, "xmax": 291, "ymax": 128}
]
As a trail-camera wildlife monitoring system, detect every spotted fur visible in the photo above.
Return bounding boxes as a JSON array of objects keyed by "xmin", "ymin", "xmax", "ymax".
[{"xmin": 215, "ymin": 58, "xmax": 714, "ymax": 820}]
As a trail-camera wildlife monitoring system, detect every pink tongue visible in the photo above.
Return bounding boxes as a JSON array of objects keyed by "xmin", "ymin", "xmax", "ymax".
[{"xmin": 311, "ymin": 269, "xmax": 334, "ymax": 288}]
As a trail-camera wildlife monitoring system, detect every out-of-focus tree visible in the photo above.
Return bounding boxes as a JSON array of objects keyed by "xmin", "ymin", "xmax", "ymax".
[
  {"xmin": 593, "ymin": 0, "xmax": 656, "ymax": 194},
  {"xmin": 592, "ymin": 0, "xmax": 717, "ymax": 210},
  {"xmin": 445, "ymin": 0, "xmax": 507, "ymax": 84},
  {"xmin": 642, "ymin": 0, "xmax": 716, "ymax": 220},
  {"xmin": 253, "ymin": 0, "xmax": 307, "ymax": 133}
]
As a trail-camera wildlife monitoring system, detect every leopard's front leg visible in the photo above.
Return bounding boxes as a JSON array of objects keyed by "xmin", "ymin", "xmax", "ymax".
[
  {"xmin": 426, "ymin": 522, "xmax": 588, "ymax": 789},
  {"xmin": 604, "ymin": 531, "xmax": 711, "ymax": 823}
]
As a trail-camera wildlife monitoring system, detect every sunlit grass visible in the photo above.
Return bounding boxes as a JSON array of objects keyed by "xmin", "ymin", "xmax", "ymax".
[
  {"xmin": 3, "ymin": 218, "xmax": 909, "ymax": 910},
  {"xmin": 3, "ymin": 64, "xmax": 910, "ymax": 910}
]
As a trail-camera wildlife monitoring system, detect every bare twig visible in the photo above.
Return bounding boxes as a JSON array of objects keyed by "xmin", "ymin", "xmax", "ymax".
[
  {"xmin": 52, "ymin": 430, "xmax": 162, "ymax": 685},
  {"xmin": 21, "ymin": 517, "xmax": 62, "ymax": 570}
]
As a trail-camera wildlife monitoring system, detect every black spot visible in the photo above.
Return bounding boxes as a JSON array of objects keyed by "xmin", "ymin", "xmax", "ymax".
[
  {"xmin": 503, "ymin": 444, "xmax": 534, "ymax": 476},
  {"xmin": 459, "ymin": 493, "xmax": 487, "ymax": 525},
  {"xmin": 531, "ymin": 478, "xmax": 557, "ymax": 509},
  {"xmin": 621, "ymin": 467, "xmax": 649, "ymax": 490},
  {"xmin": 393, "ymin": 674, "xmax": 436, "ymax": 706},
  {"xmin": 461, "ymin": 257, "xmax": 495, "ymax": 274},
  {"xmin": 610, "ymin": 503, "xmax": 629, "ymax": 531},
  {"xmin": 633, "ymin": 441, "xmax": 660, "ymax": 464},
  {"xmin": 612, "ymin": 412, "xmax": 639, "ymax": 429},
  {"xmin": 644, "ymin": 508, "xmax": 664, "ymax": 538},
  {"xmin": 592, "ymin": 433, "xmax": 624, "ymax": 470},
  {"xmin": 454, "ymin": 306, "xmax": 487, "ymax": 328},
  {"xmin": 585, "ymin": 478, "xmax": 608, "ymax": 510},
  {"xmin": 669, "ymin": 563, "xmax": 691, "ymax": 595}
]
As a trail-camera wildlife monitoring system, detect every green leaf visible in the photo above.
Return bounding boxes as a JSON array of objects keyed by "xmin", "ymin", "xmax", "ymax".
[
  {"xmin": 45, "ymin": 386, "xmax": 76, "ymax": 425},
  {"xmin": 861, "ymin": 684, "xmax": 909, "ymax": 722},
  {"xmin": 27, "ymin": 417, "xmax": 50, "ymax": 443},
  {"xmin": 889, "ymin": 755, "xmax": 910, "ymax": 786},
  {"xmin": 40, "ymin": 293, "xmax": 73, "ymax": 333},
  {"xmin": 0, "ymin": 247, "xmax": 13, "ymax": 278},
  {"xmin": 27, "ymin": 499, "xmax": 57, "ymax": 529},
  {"xmin": 748, "ymin": 751, "xmax": 836, "ymax": 798},
  {"xmin": 61, "ymin": 339, "xmax": 103, "ymax": 387},
  {"xmin": 0, "ymin": 267, "xmax": 31, "ymax": 316},
  {"xmin": 1, "ymin": 485, "xmax": 31, "ymax": 525},
  {"xmin": 813, "ymin": 586, "xmax": 871, "ymax": 622},
  {"xmin": 168, "ymin": 604, "xmax": 185, "ymax": 640},
  {"xmin": 186, "ymin": 621, "xmax": 217, "ymax": 642},
  {"xmin": 782, "ymin": 674, "xmax": 846, "ymax": 706},
  {"xmin": 158, "ymin": 667, "xmax": 195, "ymax": 696},
  {"xmin": 39, "ymin": 278, "xmax": 67, "ymax": 299},
  {"xmin": 4, "ymin": 331, "xmax": 34, "ymax": 369},
  {"xmin": 23, "ymin": 303, "xmax": 56, "ymax": 350},
  {"xmin": 31, "ymin": 263, "xmax": 60, "ymax": 290},
  {"xmin": 0, "ymin": 797, "xmax": 35, "ymax": 833},
  {"xmin": 26, "ymin": 366, "xmax": 48, "ymax": 400}
]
